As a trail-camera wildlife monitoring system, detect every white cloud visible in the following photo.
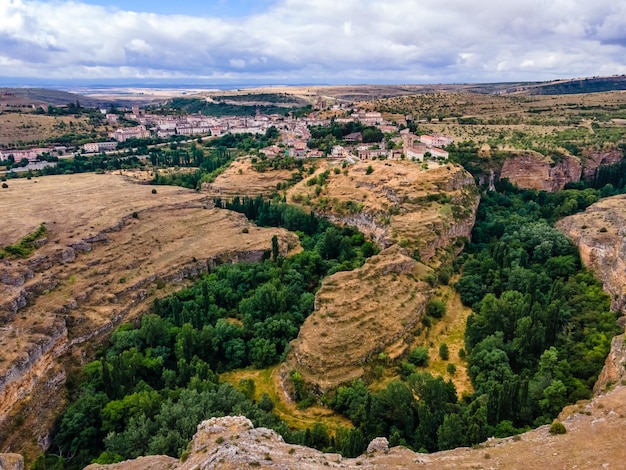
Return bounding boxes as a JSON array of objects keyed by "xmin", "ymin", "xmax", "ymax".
[{"xmin": 0, "ymin": 0, "xmax": 625, "ymax": 82}]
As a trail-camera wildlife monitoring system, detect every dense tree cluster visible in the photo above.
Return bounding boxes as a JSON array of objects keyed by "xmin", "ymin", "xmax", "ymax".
[
  {"xmin": 154, "ymin": 98, "xmax": 311, "ymax": 117},
  {"xmin": 457, "ymin": 186, "xmax": 620, "ymax": 429}
]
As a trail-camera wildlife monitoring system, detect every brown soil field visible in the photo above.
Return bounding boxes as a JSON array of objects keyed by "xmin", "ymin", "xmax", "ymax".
[{"xmin": 0, "ymin": 172, "xmax": 300, "ymax": 459}]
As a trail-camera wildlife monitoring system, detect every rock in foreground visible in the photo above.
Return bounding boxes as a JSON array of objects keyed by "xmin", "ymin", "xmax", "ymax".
[{"xmin": 84, "ymin": 385, "xmax": 626, "ymax": 469}]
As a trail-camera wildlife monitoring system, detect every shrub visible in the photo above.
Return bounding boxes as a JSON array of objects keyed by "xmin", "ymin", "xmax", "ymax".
[
  {"xmin": 408, "ymin": 347, "xmax": 429, "ymax": 366},
  {"xmin": 1, "ymin": 183, "xmax": 8, "ymax": 189},
  {"xmin": 426, "ymin": 299, "xmax": 446, "ymax": 318},
  {"xmin": 439, "ymin": 343, "xmax": 449, "ymax": 360},
  {"xmin": 447, "ymin": 363, "xmax": 457, "ymax": 375},
  {"xmin": 549, "ymin": 421, "xmax": 567, "ymax": 434},
  {"xmin": 151, "ymin": 188, "xmax": 157, "ymax": 194},
  {"xmin": 365, "ymin": 165, "xmax": 373, "ymax": 175}
]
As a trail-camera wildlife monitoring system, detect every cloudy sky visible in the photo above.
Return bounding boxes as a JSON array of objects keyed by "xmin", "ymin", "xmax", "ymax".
[{"xmin": 1, "ymin": 0, "xmax": 625, "ymax": 85}]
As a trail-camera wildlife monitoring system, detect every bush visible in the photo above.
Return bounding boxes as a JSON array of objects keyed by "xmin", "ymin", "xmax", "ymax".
[
  {"xmin": 365, "ymin": 165, "xmax": 373, "ymax": 175},
  {"xmin": 152, "ymin": 188, "xmax": 157, "ymax": 194},
  {"xmin": 426, "ymin": 299, "xmax": 446, "ymax": 319},
  {"xmin": 549, "ymin": 421, "xmax": 567, "ymax": 434},
  {"xmin": 439, "ymin": 343, "xmax": 449, "ymax": 360},
  {"xmin": 408, "ymin": 347, "xmax": 429, "ymax": 366},
  {"xmin": 1, "ymin": 183, "xmax": 8, "ymax": 189},
  {"xmin": 447, "ymin": 363, "xmax": 456, "ymax": 375}
]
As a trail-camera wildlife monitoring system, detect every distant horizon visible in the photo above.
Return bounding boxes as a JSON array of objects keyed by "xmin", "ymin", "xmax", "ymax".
[{"xmin": 0, "ymin": 76, "xmax": 590, "ymax": 91}]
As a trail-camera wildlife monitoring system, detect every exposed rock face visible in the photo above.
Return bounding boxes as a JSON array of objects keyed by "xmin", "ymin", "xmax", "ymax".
[
  {"xmin": 82, "ymin": 383, "xmax": 626, "ymax": 470},
  {"xmin": 557, "ymin": 194, "xmax": 626, "ymax": 394},
  {"xmin": 0, "ymin": 454, "xmax": 24, "ymax": 470},
  {"xmin": 284, "ymin": 246, "xmax": 429, "ymax": 393},
  {"xmin": 0, "ymin": 174, "xmax": 300, "ymax": 460},
  {"xmin": 280, "ymin": 160, "xmax": 479, "ymax": 394},
  {"xmin": 556, "ymin": 194, "xmax": 626, "ymax": 313},
  {"xmin": 594, "ymin": 333, "xmax": 626, "ymax": 394},
  {"xmin": 581, "ymin": 147, "xmax": 624, "ymax": 180},
  {"xmin": 500, "ymin": 152, "xmax": 582, "ymax": 192}
]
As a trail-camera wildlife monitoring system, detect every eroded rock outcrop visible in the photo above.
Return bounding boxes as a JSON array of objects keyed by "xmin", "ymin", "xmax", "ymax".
[
  {"xmin": 284, "ymin": 245, "xmax": 429, "ymax": 393},
  {"xmin": 557, "ymin": 194, "xmax": 626, "ymax": 394},
  {"xmin": 581, "ymin": 147, "xmax": 624, "ymax": 180},
  {"xmin": 0, "ymin": 174, "xmax": 300, "ymax": 459},
  {"xmin": 281, "ymin": 160, "xmax": 479, "ymax": 392},
  {"xmin": 557, "ymin": 194, "xmax": 626, "ymax": 312},
  {"xmin": 500, "ymin": 151, "xmax": 582, "ymax": 192}
]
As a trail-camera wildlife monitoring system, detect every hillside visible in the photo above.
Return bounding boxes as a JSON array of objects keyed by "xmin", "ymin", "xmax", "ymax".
[
  {"xmin": 282, "ymin": 160, "xmax": 478, "ymax": 392},
  {"xmin": 0, "ymin": 172, "xmax": 299, "ymax": 460},
  {"xmin": 0, "ymin": 88, "xmax": 108, "ymax": 108}
]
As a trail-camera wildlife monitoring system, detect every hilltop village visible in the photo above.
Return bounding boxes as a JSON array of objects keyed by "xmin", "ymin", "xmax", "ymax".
[{"xmin": 0, "ymin": 102, "xmax": 452, "ymax": 173}]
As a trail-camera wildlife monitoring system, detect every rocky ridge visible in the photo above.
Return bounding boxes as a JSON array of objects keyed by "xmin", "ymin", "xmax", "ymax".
[
  {"xmin": 0, "ymin": 174, "xmax": 299, "ymax": 459},
  {"xmin": 484, "ymin": 148, "xmax": 623, "ymax": 192},
  {"xmin": 281, "ymin": 160, "xmax": 479, "ymax": 393},
  {"xmin": 556, "ymin": 194, "xmax": 626, "ymax": 312}
]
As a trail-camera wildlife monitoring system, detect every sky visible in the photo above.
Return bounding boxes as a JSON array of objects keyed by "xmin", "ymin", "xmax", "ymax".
[{"xmin": 1, "ymin": 0, "xmax": 626, "ymax": 86}]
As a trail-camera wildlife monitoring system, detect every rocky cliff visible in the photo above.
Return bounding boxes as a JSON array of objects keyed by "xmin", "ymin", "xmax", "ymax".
[
  {"xmin": 0, "ymin": 173, "xmax": 299, "ymax": 460},
  {"xmin": 556, "ymin": 194, "xmax": 626, "ymax": 395},
  {"xmin": 486, "ymin": 147, "xmax": 623, "ymax": 192},
  {"xmin": 281, "ymin": 160, "xmax": 479, "ymax": 393},
  {"xmin": 556, "ymin": 194, "xmax": 626, "ymax": 313},
  {"xmin": 284, "ymin": 246, "xmax": 429, "ymax": 393},
  {"xmin": 499, "ymin": 151, "xmax": 582, "ymax": 192}
]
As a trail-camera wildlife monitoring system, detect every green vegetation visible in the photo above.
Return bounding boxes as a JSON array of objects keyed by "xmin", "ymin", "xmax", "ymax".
[
  {"xmin": 212, "ymin": 93, "xmax": 305, "ymax": 104},
  {"xmin": 307, "ymin": 122, "xmax": 384, "ymax": 154},
  {"xmin": 549, "ymin": 421, "xmax": 567, "ymax": 434},
  {"xmin": 44, "ymin": 200, "xmax": 375, "ymax": 468},
  {"xmin": 325, "ymin": 178, "xmax": 619, "ymax": 454},
  {"xmin": 151, "ymin": 146, "xmax": 233, "ymax": 190},
  {"xmin": 0, "ymin": 223, "xmax": 47, "ymax": 259},
  {"xmin": 156, "ymin": 97, "xmax": 311, "ymax": 117},
  {"xmin": 456, "ymin": 184, "xmax": 620, "ymax": 429}
]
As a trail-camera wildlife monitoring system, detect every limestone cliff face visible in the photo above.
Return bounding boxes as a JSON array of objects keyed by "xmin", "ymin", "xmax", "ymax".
[
  {"xmin": 556, "ymin": 194, "xmax": 626, "ymax": 313},
  {"xmin": 581, "ymin": 147, "xmax": 624, "ymax": 180},
  {"xmin": 0, "ymin": 206, "xmax": 298, "ymax": 459},
  {"xmin": 291, "ymin": 160, "xmax": 479, "ymax": 266},
  {"xmin": 281, "ymin": 161, "xmax": 479, "ymax": 394},
  {"xmin": 557, "ymin": 194, "xmax": 626, "ymax": 393},
  {"xmin": 284, "ymin": 245, "xmax": 429, "ymax": 393},
  {"xmin": 500, "ymin": 152, "xmax": 582, "ymax": 192}
]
